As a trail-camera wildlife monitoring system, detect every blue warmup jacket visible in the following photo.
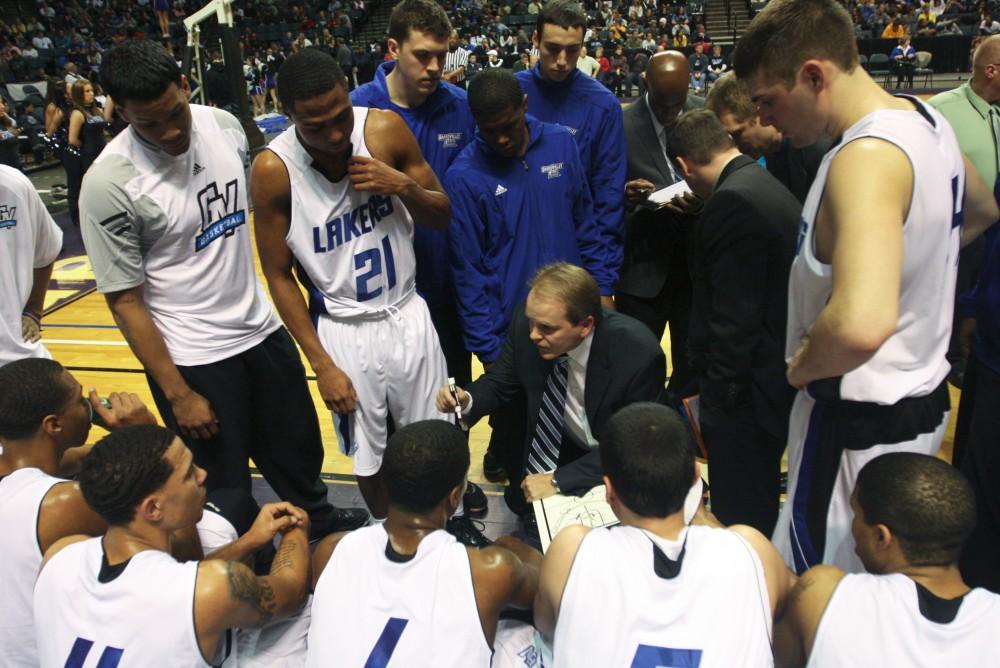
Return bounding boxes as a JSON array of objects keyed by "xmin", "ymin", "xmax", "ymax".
[
  {"xmin": 444, "ymin": 115, "xmax": 600, "ymax": 363},
  {"xmin": 351, "ymin": 61, "xmax": 476, "ymax": 308},
  {"xmin": 516, "ymin": 64, "xmax": 626, "ymax": 292}
]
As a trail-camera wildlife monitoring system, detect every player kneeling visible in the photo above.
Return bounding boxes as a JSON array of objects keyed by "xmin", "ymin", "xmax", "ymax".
[
  {"xmin": 536, "ymin": 403, "xmax": 795, "ymax": 667},
  {"xmin": 307, "ymin": 420, "xmax": 542, "ymax": 666},
  {"xmin": 776, "ymin": 452, "xmax": 1000, "ymax": 667},
  {"xmin": 33, "ymin": 425, "xmax": 311, "ymax": 667}
]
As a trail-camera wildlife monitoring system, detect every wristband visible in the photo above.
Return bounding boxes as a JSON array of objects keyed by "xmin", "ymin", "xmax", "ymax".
[{"xmin": 22, "ymin": 310, "xmax": 41, "ymax": 325}]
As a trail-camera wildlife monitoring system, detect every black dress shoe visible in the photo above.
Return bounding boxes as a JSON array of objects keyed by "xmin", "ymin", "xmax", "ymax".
[
  {"xmin": 482, "ymin": 447, "xmax": 507, "ymax": 483},
  {"xmin": 309, "ymin": 506, "xmax": 371, "ymax": 542},
  {"xmin": 463, "ymin": 481, "xmax": 489, "ymax": 517},
  {"xmin": 446, "ymin": 515, "xmax": 492, "ymax": 548}
]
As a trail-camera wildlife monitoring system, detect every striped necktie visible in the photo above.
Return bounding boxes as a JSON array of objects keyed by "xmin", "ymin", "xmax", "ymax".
[{"xmin": 526, "ymin": 357, "xmax": 570, "ymax": 474}]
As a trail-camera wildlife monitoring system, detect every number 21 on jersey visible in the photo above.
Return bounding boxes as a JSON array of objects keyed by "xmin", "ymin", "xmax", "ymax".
[{"xmin": 354, "ymin": 235, "xmax": 396, "ymax": 302}]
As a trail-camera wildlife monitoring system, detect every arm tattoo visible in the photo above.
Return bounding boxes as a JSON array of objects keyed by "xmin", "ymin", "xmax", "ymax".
[
  {"xmin": 269, "ymin": 538, "xmax": 298, "ymax": 575},
  {"xmin": 226, "ymin": 561, "xmax": 276, "ymax": 625}
]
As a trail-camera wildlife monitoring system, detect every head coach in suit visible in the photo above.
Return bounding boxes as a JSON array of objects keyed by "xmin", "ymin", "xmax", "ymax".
[
  {"xmin": 616, "ymin": 51, "xmax": 704, "ymax": 405},
  {"xmin": 437, "ymin": 263, "xmax": 666, "ymax": 513},
  {"xmin": 668, "ymin": 109, "xmax": 800, "ymax": 536}
]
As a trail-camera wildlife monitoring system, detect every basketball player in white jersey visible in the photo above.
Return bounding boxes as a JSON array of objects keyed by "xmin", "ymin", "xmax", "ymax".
[
  {"xmin": 777, "ymin": 453, "xmax": 1000, "ymax": 667},
  {"xmin": 307, "ymin": 420, "xmax": 542, "ymax": 667},
  {"xmin": 80, "ymin": 40, "xmax": 365, "ymax": 537},
  {"xmin": 535, "ymin": 403, "xmax": 795, "ymax": 667},
  {"xmin": 732, "ymin": 0, "xmax": 1000, "ymax": 574},
  {"xmin": 34, "ymin": 425, "xmax": 312, "ymax": 668},
  {"xmin": 0, "ymin": 358, "xmax": 156, "ymax": 667},
  {"xmin": 0, "ymin": 164, "xmax": 61, "ymax": 367},
  {"xmin": 251, "ymin": 48, "xmax": 453, "ymax": 523}
]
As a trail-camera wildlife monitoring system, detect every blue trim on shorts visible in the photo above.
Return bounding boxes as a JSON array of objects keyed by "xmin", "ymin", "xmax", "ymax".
[
  {"xmin": 791, "ymin": 401, "xmax": 826, "ymax": 574},
  {"xmin": 336, "ymin": 412, "xmax": 352, "ymax": 456}
]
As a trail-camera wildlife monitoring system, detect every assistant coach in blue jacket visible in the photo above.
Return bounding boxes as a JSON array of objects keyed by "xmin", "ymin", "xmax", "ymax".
[
  {"xmin": 351, "ymin": 0, "xmax": 477, "ymax": 388},
  {"xmin": 444, "ymin": 69, "xmax": 604, "ymax": 366},
  {"xmin": 516, "ymin": 0, "xmax": 626, "ymax": 302}
]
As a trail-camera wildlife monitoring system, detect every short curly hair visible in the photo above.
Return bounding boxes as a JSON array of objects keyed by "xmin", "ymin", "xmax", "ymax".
[
  {"xmin": 0, "ymin": 358, "xmax": 75, "ymax": 440},
  {"xmin": 80, "ymin": 425, "xmax": 176, "ymax": 527}
]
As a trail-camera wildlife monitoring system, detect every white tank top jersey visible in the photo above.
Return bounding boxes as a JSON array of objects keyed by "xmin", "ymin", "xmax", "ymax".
[
  {"xmin": 0, "ymin": 164, "xmax": 63, "ymax": 367},
  {"xmin": 80, "ymin": 105, "xmax": 279, "ymax": 366},
  {"xmin": 33, "ymin": 537, "xmax": 210, "ymax": 668},
  {"xmin": 553, "ymin": 525, "xmax": 774, "ymax": 668},
  {"xmin": 0, "ymin": 468, "xmax": 62, "ymax": 667},
  {"xmin": 306, "ymin": 524, "xmax": 493, "ymax": 667},
  {"xmin": 266, "ymin": 107, "xmax": 419, "ymax": 319},
  {"xmin": 789, "ymin": 97, "xmax": 964, "ymax": 404},
  {"xmin": 808, "ymin": 573, "xmax": 1000, "ymax": 667}
]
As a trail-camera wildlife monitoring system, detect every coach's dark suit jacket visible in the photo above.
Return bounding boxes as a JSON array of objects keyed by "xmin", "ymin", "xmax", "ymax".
[
  {"xmin": 689, "ymin": 154, "xmax": 799, "ymax": 532},
  {"xmin": 465, "ymin": 308, "xmax": 666, "ymax": 493},
  {"xmin": 616, "ymin": 93, "xmax": 704, "ymax": 299}
]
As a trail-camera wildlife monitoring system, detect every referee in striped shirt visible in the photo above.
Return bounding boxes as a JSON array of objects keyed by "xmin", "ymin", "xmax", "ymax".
[{"xmin": 444, "ymin": 31, "xmax": 470, "ymax": 89}]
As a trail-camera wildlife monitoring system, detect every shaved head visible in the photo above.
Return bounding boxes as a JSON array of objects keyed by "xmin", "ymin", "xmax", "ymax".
[
  {"xmin": 973, "ymin": 35, "xmax": 1000, "ymax": 71},
  {"xmin": 972, "ymin": 35, "xmax": 1000, "ymax": 102},
  {"xmin": 646, "ymin": 51, "xmax": 690, "ymax": 96},
  {"xmin": 645, "ymin": 51, "xmax": 690, "ymax": 130}
]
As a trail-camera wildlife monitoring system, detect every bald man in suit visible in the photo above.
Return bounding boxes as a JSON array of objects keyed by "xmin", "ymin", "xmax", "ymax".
[{"xmin": 617, "ymin": 52, "xmax": 703, "ymax": 404}]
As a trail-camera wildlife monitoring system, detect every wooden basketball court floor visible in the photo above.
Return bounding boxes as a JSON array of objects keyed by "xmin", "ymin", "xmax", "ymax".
[{"xmin": 37, "ymin": 201, "xmax": 960, "ymax": 532}]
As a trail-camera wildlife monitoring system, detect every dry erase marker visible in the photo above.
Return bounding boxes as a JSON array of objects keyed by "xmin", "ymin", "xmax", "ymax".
[{"xmin": 448, "ymin": 376, "xmax": 462, "ymax": 421}]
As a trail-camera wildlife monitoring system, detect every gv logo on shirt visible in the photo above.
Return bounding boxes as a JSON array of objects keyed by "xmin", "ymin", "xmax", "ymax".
[
  {"xmin": 0, "ymin": 204, "xmax": 16, "ymax": 230},
  {"xmin": 194, "ymin": 179, "xmax": 245, "ymax": 252}
]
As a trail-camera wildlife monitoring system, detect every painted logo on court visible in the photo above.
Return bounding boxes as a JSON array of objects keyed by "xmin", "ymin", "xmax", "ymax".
[{"xmin": 195, "ymin": 179, "xmax": 246, "ymax": 252}]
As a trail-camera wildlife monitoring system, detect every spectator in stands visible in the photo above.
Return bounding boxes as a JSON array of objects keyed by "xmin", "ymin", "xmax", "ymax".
[
  {"xmin": 890, "ymin": 36, "xmax": 917, "ymax": 88},
  {"xmin": 0, "ymin": 97, "xmax": 22, "ymax": 169},
  {"xmin": 577, "ymin": 45, "xmax": 600, "ymax": 77},
  {"xmin": 513, "ymin": 51, "xmax": 530, "ymax": 73},
  {"xmin": 707, "ymin": 44, "xmax": 727, "ymax": 83},
  {"xmin": 154, "ymin": 0, "xmax": 170, "ymax": 38},
  {"xmin": 17, "ymin": 99, "xmax": 46, "ymax": 166},
  {"xmin": 689, "ymin": 43, "xmax": 708, "ymax": 95},
  {"xmin": 626, "ymin": 47, "xmax": 648, "ymax": 97},
  {"xmin": 882, "ymin": 15, "xmax": 908, "ymax": 38},
  {"xmin": 868, "ymin": 3, "xmax": 892, "ymax": 34},
  {"xmin": 610, "ymin": 44, "xmax": 629, "ymax": 97},
  {"xmin": 595, "ymin": 44, "xmax": 611, "ymax": 85},
  {"xmin": 691, "ymin": 23, "xmax": 710, "ymax": 45},
  {"xmin": 982, "ymin": 13, "xmax": 1000, "ymax": 34}
]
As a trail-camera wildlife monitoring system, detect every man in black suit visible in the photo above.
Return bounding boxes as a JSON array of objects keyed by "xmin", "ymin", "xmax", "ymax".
[
  {"xmin": 668, "ymin": 110, "xmax": 800, "ymax": 535},
  {"xmin": 437, "ymin": 263, "xmax": 666, "ymax": 514},
  {"xmin": 616, "ymin": 51, "xmax": 703, "ymax": 404}
]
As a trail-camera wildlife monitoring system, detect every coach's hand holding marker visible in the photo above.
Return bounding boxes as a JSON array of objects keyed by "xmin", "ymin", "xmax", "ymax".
[
  {"xmin": 316, "ymin": 363, "xmax": 358, "ymax": 414},
  {"xmin": 448, "ymin": 376, "xmax": 463, "ymax": 421},
  {"xmin": 435, "ymin": 382, "xmax": 471, "ymax": 415}
]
